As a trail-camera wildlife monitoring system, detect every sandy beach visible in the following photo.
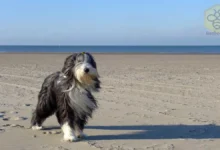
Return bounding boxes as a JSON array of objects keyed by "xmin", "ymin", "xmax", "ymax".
[{"xmin": 0, "ymin": 53, "xmax": 220, "ymax": 150}]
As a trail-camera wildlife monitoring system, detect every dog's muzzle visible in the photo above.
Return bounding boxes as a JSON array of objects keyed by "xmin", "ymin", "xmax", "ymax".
[{"xmin": 75, "ymin": 63, "xmax": 99, "ymax": 85}]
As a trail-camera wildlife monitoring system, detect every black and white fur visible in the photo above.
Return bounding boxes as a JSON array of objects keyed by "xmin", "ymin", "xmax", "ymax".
[{"xmin": 31, "ymin": 52, "xmax": 101, "ymax": 142}]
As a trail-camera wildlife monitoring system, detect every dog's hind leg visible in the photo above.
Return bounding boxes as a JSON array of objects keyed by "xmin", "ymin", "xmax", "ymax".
[
  {"xmin": 31, "ymin": 110, "xmax": 44, "ymax": 130},
  {"xmin": 31, "ymin": 106, "xmax": 56, "ymax": 130},
  {"xmin": 31, "ymin": 87, "xmax": 57, "ymax": 130},
  {"xmin": 74, "ymin": 116, "xmax": 88, "ymax": 139}
]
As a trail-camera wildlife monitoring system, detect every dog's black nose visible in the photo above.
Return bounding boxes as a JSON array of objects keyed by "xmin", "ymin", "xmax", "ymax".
[{"xmin": 84, "ymin": 68, "xmax": 89, "ymax": 73}]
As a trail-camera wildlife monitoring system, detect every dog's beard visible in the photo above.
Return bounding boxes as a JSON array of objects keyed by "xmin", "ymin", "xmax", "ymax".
[{"xmin": 80, "ymin": 74, "xmax": 97, "ymax": 85}]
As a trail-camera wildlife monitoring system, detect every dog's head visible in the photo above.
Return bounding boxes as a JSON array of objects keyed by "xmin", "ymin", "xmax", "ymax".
[{"xmin": 61, "ymin": 52, "xmax": 100, "ymax": 91}]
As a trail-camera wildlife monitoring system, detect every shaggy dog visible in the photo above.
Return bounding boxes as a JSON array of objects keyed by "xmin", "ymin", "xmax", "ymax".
[{"xmin": 31, "ymin": 52, "xmax": 101, "ymax": 142}]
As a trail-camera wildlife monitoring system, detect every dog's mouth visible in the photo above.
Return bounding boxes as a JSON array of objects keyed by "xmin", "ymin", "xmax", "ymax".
[
  {"xmin": 80, "ymin": 74, "xmax": 97, "ymax": 85},
  {"xmin": 79, "ymin": 74, "xmax": 100, "ymax": 91}
]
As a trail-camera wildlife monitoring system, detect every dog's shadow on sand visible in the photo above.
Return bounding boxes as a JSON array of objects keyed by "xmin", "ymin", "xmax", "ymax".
[{"xmin": 43, "ymin": 124, "xmax": 220, "ymax": 140}]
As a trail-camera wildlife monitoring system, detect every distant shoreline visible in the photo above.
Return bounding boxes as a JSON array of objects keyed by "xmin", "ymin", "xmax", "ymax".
[{"xmin": 0, "ymin": 45, "xmax": 219, "ymax": 54}]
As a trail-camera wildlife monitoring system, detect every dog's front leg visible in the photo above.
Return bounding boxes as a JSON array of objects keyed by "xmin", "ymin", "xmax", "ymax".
[
  {"xmin": 61, "ymin": 122, "xmax": 78, "ymax": 142},
  {"xmin": 56, "ymin": 110, "xmax": 78, "ymax": 142}
]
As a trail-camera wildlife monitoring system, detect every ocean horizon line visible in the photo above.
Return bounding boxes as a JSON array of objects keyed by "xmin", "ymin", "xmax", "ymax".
[
  {"xmin": 0, "ymin": 45, "xmax": 219, "ymax": 54},
  {"xmin": 0, "ymin": 45, "xmax": 220, "ymax": 47}
]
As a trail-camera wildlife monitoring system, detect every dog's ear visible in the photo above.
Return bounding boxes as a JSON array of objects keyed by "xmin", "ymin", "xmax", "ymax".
[{"xmin": 61, "ymin": 53, "xmax": 77, "ymax": 76}]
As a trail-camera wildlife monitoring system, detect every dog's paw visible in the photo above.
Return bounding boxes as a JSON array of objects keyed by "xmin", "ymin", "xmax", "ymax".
[
  {"xmin": 63, "ymin": 134, "xmax": 78, "ymax": 142},
  {"xmin": 31, "ymin": 125, "xmax": 43, "ymax": 130},
  {"xmin": 77, "ymin": 132, "xmax": 88, "ymax": 139}
]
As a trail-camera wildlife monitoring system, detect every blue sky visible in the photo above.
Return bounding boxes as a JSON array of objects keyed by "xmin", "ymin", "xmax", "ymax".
[{"xmin": 0, "ymin": 0, "xmax": 219, "ymax": 45}]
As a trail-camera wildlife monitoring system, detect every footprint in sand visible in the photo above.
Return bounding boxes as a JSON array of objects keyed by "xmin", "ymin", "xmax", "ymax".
[
  {"xmin": 43, "ymin": 131, "xmax": 62, "ymax": 135},
  {"xmin": 2, "ymin": 116, "xmax": 28, "ymax": 121},
  {"xmin": 23, "ymin": 104, "xmax": 32, "ymax": 107},
  {"xmin": 10, "ymin": 124, "xmax": 25, "ymax": 128},
  {"xmin": 0, "ymin": 111, "xmax": 9, "ymax": 120},
  {"xmin": 0, "ymin": 128, "xmax": 5, "ymax": 133},
  {"xmin": 0, "ymin": 113, "xmax": 4, "ymax": 118},
  {"xmin": 0, "ymin": 110, "xmax": 30, "ymax": 131},
  {"xmin": 12, "ymin": 116, "xmax": 28, "ymax": 121},
  {"xmin": 2, "ymin": 123, "xmax": 26, "ymax": 129},
  {"xmin": 1, "ymin": 110, "xmax": 28, "ymax": 121},
  {"xmin": 2, "ymin": 124, "xmax": 10, "ymax": 127},
  {"xmin": 0, "ymin": 111, "xmax": 6, "ymax": 118},
  {"xmin": 2, "ymin": 117, "xmax": 9, "ymax": 121},
  {"xmin": 9, "ymin": 111, "xmax": 18, "ymax": 114}
]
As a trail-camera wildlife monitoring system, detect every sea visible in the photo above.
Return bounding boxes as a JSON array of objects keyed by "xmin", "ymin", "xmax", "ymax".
[{"xmin": 0, "ymin": 45, "xmax": 220, "ymax": 54}]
